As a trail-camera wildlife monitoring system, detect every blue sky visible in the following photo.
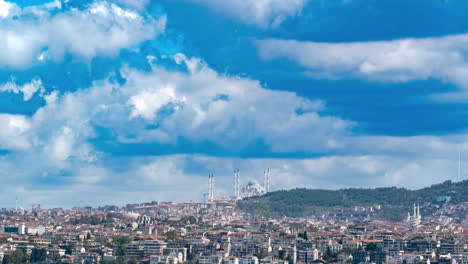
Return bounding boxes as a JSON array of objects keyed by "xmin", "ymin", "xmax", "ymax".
[{"xmin": 0, "ymin": 0, "xmax": 467, "ymax": 207}]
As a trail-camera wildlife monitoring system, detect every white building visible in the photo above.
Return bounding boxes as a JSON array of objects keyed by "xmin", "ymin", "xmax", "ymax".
[
  {"xmin": 27, "ymin": 225, "xmax": 46, "ymax": 236},
  {"xmin": 143, "ymin": 240, "xmax": 167, "ymax": 257},
  {"xmin": 199, "ymin": 255, "xmax": 222, "ymax": 264},
  {"xmin": 150, "ymin": 255, "xmax": 179, "ymax": 264},
  {"xmin": 407, "ymin": 204, "xmax": 422, "ymax": 227},
  {"xmin": 239, "ymin": 256, "xmax": 259, "ymax": 264},
  {"xmin": 223, "ymin": 257, "xmax": 239, "ymax": 264}
]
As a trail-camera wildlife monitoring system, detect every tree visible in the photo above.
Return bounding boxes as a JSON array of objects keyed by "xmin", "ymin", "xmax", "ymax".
[
  {"xmin": 102, "ymin": 260, "xmax": 124, "ymax": 264},
  {"xmin": 365, "ymin": 243, "xmax": 378, "ymax": 252},
  {"xmin": 6, "ymin": 250, "xmax": 27, "ymax": 264},
  {"xmin": 113, "ymin": 236, "xmax": 131, "ymax": 256},
  {"xmin": 326, "ymin": 246, "xmax": 333, "ymax": 259},
  {"xmin": 181, "ymin": 215, "xmax": 197, "ymax": 224},
  {"xmin": 165, "ymin": 230, "xmax": 179, "ymax": 241},
  {"xmin": 2, "ymin": 255, "xmax": 9, "ymax": 264},
  {"xmin": 64, "ymin": 242, "xmax": 76, "ymax": 255},
  {"xmin": 254, "ymin": 251, "xmax": 264, "ymax": 259},
  {"xmin": 31, "ymin": 248, "xmax": 47, "ymax": 263},
  {"xmin": 298, "ymin": 231, "xmax": 308, "ymax": 241},
  {"xmin": 113, "ymin": 236, "xmax": 131, "ymax": 245}
]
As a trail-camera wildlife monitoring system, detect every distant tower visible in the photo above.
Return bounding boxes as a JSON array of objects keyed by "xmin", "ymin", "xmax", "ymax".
[
  {"xmin": 417, "ymin": 203, "xmax": 421, "ymax": 220},
  {"xmin": 211, "ymin": 174, "xmax": 215, "ymax": 202},
  {"xmin": 233, "ymin": 170, "xmax": 236, "ymax": 198},
  {"xmin": 208, "ymin": 174, "xmax": 215, "ymax": 203},
  {"xmin": 458, "ymin": 147, "xmax": 461, "ymax": 182},
  {"xmin": 293, "ymin": 242, "xmax": 297, "ymax": 264},
  {"xmin": 234, "ymin": 169, "xmax": 240, "ymax": 200},
  {"xmin": 408, "ymin": 203, "xmax": 422, "ymax": 227},
  {"xmin": 207, "ymin": 175, "xmax": 211, "ymax": 202},
  {"xmin": 263, "ymin": 169, "xmax": 270, "ymax": 194}
]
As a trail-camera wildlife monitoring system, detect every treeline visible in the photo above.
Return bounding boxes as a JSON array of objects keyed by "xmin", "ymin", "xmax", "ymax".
[{"xmin": 238, "ymin": 180, "xmax": 467, "ymax": 218}]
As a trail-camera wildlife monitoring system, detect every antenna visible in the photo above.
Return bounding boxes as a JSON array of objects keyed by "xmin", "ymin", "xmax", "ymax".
[
  {"xmin": 458, "ymin": 147, "xmax": 461, "ymax": 182},
  {"xmin": 211, "ymin": 174, "xmax": 214, "ymax": 202},
  {"xmin": 208, "ymin": 174, "xmax": 215, "ymax": 202},
  {"xmin": 263, "ymin": 169, "xmax": 270, "ymax": 194},
  {"xmin": 267, "ymin": 168, "xmax": 270, "ymax": 193},
  {"xmin": 234, "ymin": 170, "xmax": 237, "ymax": 198},
  {"xmin": 234, "ymin": 169, "xmax": 240, "ymax": 200},
  {"xmin": 207, "ymin": 175, "xmax": 210, "ymax": 202}
]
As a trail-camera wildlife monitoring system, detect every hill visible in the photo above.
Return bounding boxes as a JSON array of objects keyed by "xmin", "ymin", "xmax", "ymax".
[{"xmin": 237, "ymin": 180, "xmax": 467, "ymax": 220}]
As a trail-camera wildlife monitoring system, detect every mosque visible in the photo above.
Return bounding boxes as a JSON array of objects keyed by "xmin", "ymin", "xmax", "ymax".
[
  {"xmin": 407, "ymin": 203, "xmax": 422, "ymax": 227},
  {"xmin": 207, "ymin": 169, "xmax": 271, "ymax": 202}
]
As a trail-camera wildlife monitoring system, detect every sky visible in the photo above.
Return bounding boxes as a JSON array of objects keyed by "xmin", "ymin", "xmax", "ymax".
[{"xmin": 0, "ymin": 0, "xmax": 467, "ymax": 208}]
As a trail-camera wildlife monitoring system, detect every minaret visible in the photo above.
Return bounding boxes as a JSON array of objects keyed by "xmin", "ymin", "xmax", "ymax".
[
  {"xmin": 417, "ymin": 203, "xmax": 421, "ymax": 220},
  {"xmin": 263, "ymin": 169, "xmax": 270, "ymax": 194},
  {"xmin": 208, "ymin": 175, "xmax": 211, "ymax": 203},
  {"xmin": 293, "ymin": 242, "xmax": 297, "ymax": 264},
  {"xmin": 413, "ymin": 203, "xmax": 416, "ymax": 217},
  {"xmin": 208, "ymin": 174, "xmax": 214, "ymax": 203},
  {"xmin": 234, "ymin": 169, "xmax": 240, "ymax": 200},
  {"xmin": 234, "ymin": 169, "xmax": 238, "ymax": 199},
  {"xmin": 211, "ymin": 174, "xmax": 214, "ymax": 202},
  {"xmin": 458, "ymin": 147, "xmax": 461, "ymax": 182},
  {"xmin": 237, "ymin": 169, "xmax": 240, "ymax": 198},
  {"xmin": 266, "ymin": 169, "xmax": 270, "ymax": 193}
]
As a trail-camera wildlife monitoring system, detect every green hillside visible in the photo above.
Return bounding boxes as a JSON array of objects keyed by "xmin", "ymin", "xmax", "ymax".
[{"xmin": 238, "ymin": 180, "xmax": 467, "ymax": 219}]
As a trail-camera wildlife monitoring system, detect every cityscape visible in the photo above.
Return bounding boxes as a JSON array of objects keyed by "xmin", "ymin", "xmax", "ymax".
[
  {"xmin": 0, "ymin": 177, "xmax": 466, "ymax": 264},
  {"xmin": 1, "ymin": 0, "xmax": 468, "ymax": 264}
]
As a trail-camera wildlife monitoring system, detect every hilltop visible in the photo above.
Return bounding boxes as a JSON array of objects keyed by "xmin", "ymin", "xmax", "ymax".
[{"xmin": 237, "ymin": 180, "xmax": 468, "ymax": 220}]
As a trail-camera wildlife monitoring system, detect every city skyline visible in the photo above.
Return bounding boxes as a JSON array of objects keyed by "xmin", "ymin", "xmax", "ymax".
[{"xmin": 1, "ymin": 0, "xmax": 468, "ymax": 207}]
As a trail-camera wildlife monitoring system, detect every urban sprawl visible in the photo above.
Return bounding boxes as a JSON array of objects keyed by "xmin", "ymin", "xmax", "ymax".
[{"xmin": 0, "ymin": 174, "xmax": 466, "ymax": 264}]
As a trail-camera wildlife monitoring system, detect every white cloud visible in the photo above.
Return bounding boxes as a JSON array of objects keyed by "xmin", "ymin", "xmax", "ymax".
[
  {"xmin": 114, "ymin": 0, "xmax": 150, "ymax": 10},
  {"xmin": 128, "ymin": 84, "xmax": 183, "ymax": 119},
  {"xmin": 0, "ymin": 53, "xmax": 466, "ymax": 206},
  {"xmin": 187, "ymin": 0, "xmax": 306, "ymax": 28},
  {"xmin": 0, "ymin": 153, "xmax": 459, "ymax": 207},
  {"xmin": 0, "ymin": 79, "xmax": 43, "ymax": 101},
  {"xmin": 114, "ymin": 54, "xmax": 350, "ymax": 151},
  {"xmin": 48, "ymin": 126, "xmax": 75, "ymax": 161},
  {"xmin": 0, "ymin": 114, "xmax": 32, "ymax": 151},
  {"xmin": 256, "ymin": 34, "xmax": 468, "ymax": 97},
  {"xmin": 0, "ymin": 53, "xmax": 350, "ymax": 206},
  {"xmin": 0, "ymin": 1, "xmax": 166, "ymax": 68},
  {"xmin": 0, "ymin": 0, "xmax": 15, "ymax": 18}
]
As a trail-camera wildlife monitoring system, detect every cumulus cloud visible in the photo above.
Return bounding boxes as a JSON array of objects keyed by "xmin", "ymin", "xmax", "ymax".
[
  {"xmin": 9, "ymin": 54, "xmax": 346, "ymax": 153},
  {"xmin": 0, "ymin": 152, "xmax": 460, "ymax": 207},
  {"xmin": 0, "ymin": 50, "xmax": 464, "ymax": 206},
  {"xmin": 256, "ymin": 34, "xmax": 468, "ymax": 97},
  {"xmin": 0, "ymin": 1, "xmax": 166, "ymax": 68},
  {"xmin": 114, "ymin": 0, "xmax": 151, "ymax": 10},
  {"xmin": 0, "ymin": 114, "xmax": 31, "ymax": 151},
  {"xmin": 116, "ymin": 54, "xmax": 350, "ymax": 151},
  {"xmin": 187, "ymin": 0, "xmax": 306, "ymax": 28},
  {"xmin": 0, "ymin": 0, "xmax": 15, "ymax": 19},
  {"xmin": 0, "ymin": 79, "xmax": 44, "ymax": 101}
]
